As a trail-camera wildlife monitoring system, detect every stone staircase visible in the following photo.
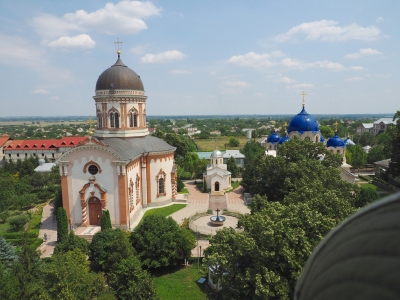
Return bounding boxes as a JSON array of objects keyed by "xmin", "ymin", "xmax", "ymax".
[{"xmin": 75, "ymin": 226, "xmax": 101, "ymax": 242}]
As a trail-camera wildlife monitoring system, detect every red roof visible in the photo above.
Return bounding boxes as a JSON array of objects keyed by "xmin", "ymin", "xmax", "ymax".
[
  {"xmin": 5, "ymin": 136, "xmax": 87, "ymax": 151},
  {"xmin": 0, "ymin": 137, "xmax": 10, "ymax": 148}
]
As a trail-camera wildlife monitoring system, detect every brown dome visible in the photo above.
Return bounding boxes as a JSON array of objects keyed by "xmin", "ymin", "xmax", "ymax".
[{"xmin": 95, "ymin": 55, "xmax": 144, "ymax": 91}]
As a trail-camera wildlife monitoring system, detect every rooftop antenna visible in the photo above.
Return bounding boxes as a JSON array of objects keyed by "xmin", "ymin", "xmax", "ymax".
[{"xmin": 301, "ymin": 91, "xmax": 307, "ymax": 107}]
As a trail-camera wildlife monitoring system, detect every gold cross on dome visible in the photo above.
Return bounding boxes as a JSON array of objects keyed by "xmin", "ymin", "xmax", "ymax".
[
  {"xmin": 86, "ymin": 116, "xmax": 93, "ymax": 136},
  {"xmin": 334, "ymin": 121, "xmax": 339, "ymax": 132},
  {"xmin": 114, "ymin": 38, "xmax": 123, "ymax": 55},
  {"xmin": 283, "ymin": 122, "xmax": 288, "ymax": 131},
  {"xmin": 301, "ymin": 91, "xmax": 307, "ymax": 106}
]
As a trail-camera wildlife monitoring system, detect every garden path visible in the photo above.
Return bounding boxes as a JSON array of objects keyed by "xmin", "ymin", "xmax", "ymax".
[{"xmin": 37, "ymin": 202, "xmax": 58, "ymax": 258}]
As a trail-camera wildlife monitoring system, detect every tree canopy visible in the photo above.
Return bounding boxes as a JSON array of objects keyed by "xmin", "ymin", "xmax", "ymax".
[{"xmin": 131, "ymin": 215, "xmax": 195, "ymax": 268}]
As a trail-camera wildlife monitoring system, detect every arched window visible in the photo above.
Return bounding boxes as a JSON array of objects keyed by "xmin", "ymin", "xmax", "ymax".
[
  {"xmin": 129, "ymin": 110, "xmax": 138, "ymax": 128},
  {"xmin": 337, "ymin": 149, "xmax": 341, "ymax": 154},
  {"xmin": 129, "ymin": 179, "xmax": 134, "ymax": 211},
  {"xmin": 156, "ymin": 169, "xmax": 166, "ymax": 197},
  {"xmin": 305, "ymin": 136, "xmax": 311, "ymax": 141},
  {"xmin": 159, "ymin": 178, "xmax": 165, "ymax": 194},
  {"xmin": 97, "ymin": 110, "xmax": 102, "ymax": 129},
  {"xmin": 109, "ymin": 109, "xmax": 120, "ymax": 128},
  {"xmin": 135, "ymin": 175, "xmax": 140, "ymax": 204}
]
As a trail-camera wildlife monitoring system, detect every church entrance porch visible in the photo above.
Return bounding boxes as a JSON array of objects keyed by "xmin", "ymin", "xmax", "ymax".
[{"xmin": 88, "ymin": 197, "xmax": 102, "ymax": 225}]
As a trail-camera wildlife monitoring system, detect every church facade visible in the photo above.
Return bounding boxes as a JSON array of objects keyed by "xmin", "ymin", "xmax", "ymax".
[
  {"xmin": 56, "ymin": 50, "xmax": 177, "ymax": 230},
  {"xmin": 203, "ymin": 150, "xmax": 232, "ymax": 195}
]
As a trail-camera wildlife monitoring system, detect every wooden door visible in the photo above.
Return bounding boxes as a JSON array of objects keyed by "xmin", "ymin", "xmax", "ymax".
[
  {"xmin": 88, "ymin": 197, "xmax": 102, "ymax": 225},
  {"xmin": 215, "ymin": 181, "xmax": 220, "ymax": 192}
]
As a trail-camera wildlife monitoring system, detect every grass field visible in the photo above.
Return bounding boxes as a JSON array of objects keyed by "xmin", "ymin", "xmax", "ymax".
[
  {"xmin": 142, "ymin": 204, "xmax": 187, "ymax": 219},
  {"xmin": 152, "ymin": 264, "xmax": 210, "ymax": 300},
  {"xmin": 194, "ymin": 136, "xmax": 248, "ymax": 151},
  {"xmin": 178, "ymin": 187, "xmax": 189, "ymax": 194}
]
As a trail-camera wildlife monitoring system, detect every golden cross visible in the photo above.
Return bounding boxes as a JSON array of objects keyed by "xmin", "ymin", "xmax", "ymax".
[
  {"xmin": 301, "ymin": 91, "xmax": 307, "ymax": 106},
  {"xmin": 283, "ymin": 122, "xmax": 288, "ymax": 132},
  {"xmin": 86, "ymin": 116, "xmax": 93, "ymax": 136},
  {"xmin": 271, "ymin": 120, "xmax": 276, "ymax": 129},
  {"xmin": 114, "ymin": 38, "xmax": 123, "ymax": 54},
  {"xmin": 334, "ymin": 121, "xmax": 339, "ymax": 132}
]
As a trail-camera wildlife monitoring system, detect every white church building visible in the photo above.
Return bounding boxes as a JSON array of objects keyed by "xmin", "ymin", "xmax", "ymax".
[
  {"xmin": 203, "ymin": 150, "xmax": 232, "ymax": 195},
  {"xmin": 56, "ymin": 49, "xmax": 177, "ymax": 230}
]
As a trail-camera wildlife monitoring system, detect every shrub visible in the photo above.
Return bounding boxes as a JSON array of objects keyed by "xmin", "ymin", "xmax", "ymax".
[
  {"xmin": 56, "ymin": 208, "xmax": 68, "ymax": 242},
  {"xmin": 54, "ymin": 231, "xmax": 89, "ymax": 255},
  {"xmin": 9, "ymin": 214, "xmax": 30, "ymax": 231},
  {"xmin": 100, "ymin": 210, "xmax": 112, "ymax": 231}
]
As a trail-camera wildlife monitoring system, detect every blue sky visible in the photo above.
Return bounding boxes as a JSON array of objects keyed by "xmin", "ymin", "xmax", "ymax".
[{"xmin": 0, "ymin": 0, "xmax": 399, "ymax": 116}]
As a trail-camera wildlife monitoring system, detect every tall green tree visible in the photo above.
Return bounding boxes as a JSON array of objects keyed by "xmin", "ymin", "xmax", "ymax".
[
  {"xmin": 0, "ymin": 237, "xmax": 18, "ymax": 268},
  {"xmin": 205, "ymin": 201, "xmax": 336, "ymax": 300},
  {"xmin": 89, "ymin": 229, "xmax": 135, "ymax": 273},
  {"xmin": 37, "ymin": 249, "xmax": 114, "ymax": 300},
  {"xmin": 367, "ymin": 145, "xmax": 387, "ymax": 164},
  {"xmin": 228, "ymin": 137, "xmax": 240, "ymax": 147},
  {"xmin": 57, "ymin": 207, "xmax": 69, "ymax": 242},
  {"xmin": 348, "ymin": 144, "xmax": 367, "ymax": 172},
  {"xmin": 108, "ymin": 256, "xmax": 158, "ymax": 300},
  {"xmin": 227, "ymin": 156, "xmax": 240, "ymax": 178},
  {"xmin": 101, "ymin": 210, "xmax": 112, "ymax": 231},
  {"xmin": 131, "ymin": 215, "xmax": 195, "ymax": 268}
]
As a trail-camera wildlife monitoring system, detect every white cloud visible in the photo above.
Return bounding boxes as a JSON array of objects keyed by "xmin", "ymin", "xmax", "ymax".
[
  {"xmin": 345, "ymin": 77, "xmax": 364, "ymax": 81},
  {"xmin": 31, "ymin": 1, "xmax": 161, "ymax": 38},
  {"xmin": 42, "ymin": 34, "xmax": 95, "ymax": 49},
  {"xmin": 31, "ymin": 89, "xmax": 49, "ymax": 94},
  {"xmin": 344, "ymin": 48, "xmax": 382, "ymax": 59},
  {"xmin": 376, "ymin": 17, "xmax": 383, "ymax": 23},
  {"xmin": 281, "ymin": 58, "xmax": 345, "ymax": 71},
  {"xmin": 169, "ymin": 69, "xmax": 191, "ymax": 75},
  {"xmin": 222, "ymin": 80, "xmax": 249, "ymax": 88},
  {"xmin": 49, "ymin": 96, "xmax": 60, "ymax": 101},
  {"xmin": 286, "ymin": 83, "xmax": 314, "ymax": 89},
  {"xmin": 275, "ymin": 20, "xmax": 380, "ymax": 42},
  {"xmin": 141, "ymin": 50, "xmax": 186, "ymax": 63},
  {"xmin": 274, "ymin": 74, "xmax": 296, "ymax": 83},
  {"xmin": 227, "ymin": 52, "xmax": 276, "ymax": 68},
  {"xmin": 350, "ymin": 66, "xmax": 365, "ymax": 71}
]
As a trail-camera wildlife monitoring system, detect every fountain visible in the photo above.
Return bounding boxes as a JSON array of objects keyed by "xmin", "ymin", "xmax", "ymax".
[{"xmin": 210, "ymin": 208, "xmax": 226, "ymax": 226}]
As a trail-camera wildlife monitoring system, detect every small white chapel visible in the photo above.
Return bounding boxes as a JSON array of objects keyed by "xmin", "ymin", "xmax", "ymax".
[
  {"xmin": 56, "ymin": 45, "xmax": 177, "ymax": 230},
  {"xmin": 203, "ymin": 149, "xmax": 232, "ymax": 195}
]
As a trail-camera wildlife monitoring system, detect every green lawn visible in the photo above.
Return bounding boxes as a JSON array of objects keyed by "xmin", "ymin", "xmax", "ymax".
[
  {"xmin": 178, "ymin": 187, "xmax": 189, "ymax": 194},
  {"xmin": 152, "ymin": 264, "xmax": 211, "ymax": 300},
  {"xmin": 360, "ymin": 183, "xmax": 384, "ymax": 192},
  {"xmin": 142, "ymin": 204, "xmax": 187, "ymax": 219},
  {"xmin": 226, "ymin": 181, "xmax": 241, "ymax": 193}
]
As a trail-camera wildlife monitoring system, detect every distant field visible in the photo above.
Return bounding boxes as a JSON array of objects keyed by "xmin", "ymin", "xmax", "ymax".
[
  {"xmin": 0, "ymin": 121, "xmax": 89, "ymax": 126},
  {"xmin": 194, "ymin": 136, "xmax": 248, "ymax": 151}
]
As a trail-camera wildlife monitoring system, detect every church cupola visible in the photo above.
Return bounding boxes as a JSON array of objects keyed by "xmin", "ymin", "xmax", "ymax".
[{"xmin": 93, "ymin": 39, "xmax": 149, "ymax": 138}]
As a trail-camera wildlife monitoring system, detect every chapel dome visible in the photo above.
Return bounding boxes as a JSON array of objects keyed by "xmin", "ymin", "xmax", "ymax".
[
  {"xmin": 278, "ymin": 135, "xmax": 290, "ymax": 145},
  {"xmin": 96, "ymin": 55, "xmax": 144, "ymax": 91},
  {"xmin": 287, "ymin": 106, "xmax": 319, "ymax": 134},
  {"xmin": 320, "ymin": 135, "xmax": 325, "ymax": 143},
  {"xmin": 267, "ymin": 131, "xmax": 281, "ymax": 143},
  {"xmin": 326, "ymin": 133, "xmax": 345, "ymax": 148},
  {"xmin": 211, "ymin": 150, "xmax": 222, "ymax": 157}
]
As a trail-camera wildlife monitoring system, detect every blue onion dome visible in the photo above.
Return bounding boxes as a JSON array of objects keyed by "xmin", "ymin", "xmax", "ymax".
[
  {"xmin": 320, "ymin": 135, "xmax": 325, "ymax": 142},
  {"xmin": 267, "ymin": 131, "xmax": 281, "ymax": 143},
  {"xmin": 327, "ymin": 132, "xmax": 345, "ymax": 148},
  {"xmin": 278, "ymin": 135, "xmax": 290, "ymax": 145},
  {"xmin": 287, "ymin": 106, "xmax": 320, "ymax": 134}
]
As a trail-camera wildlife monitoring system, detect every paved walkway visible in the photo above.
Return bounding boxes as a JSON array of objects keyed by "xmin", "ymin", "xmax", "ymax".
[
  {"xmin": 37, "ymin": 202, "xmax": 58, "ymax": 258},
  {"xmin": 227, "ymin": 186, "xmax": 250, "ymax": 214},
  {"xmin": 170, "ymin": 180, "xmax": 209, "ymax": 224}
]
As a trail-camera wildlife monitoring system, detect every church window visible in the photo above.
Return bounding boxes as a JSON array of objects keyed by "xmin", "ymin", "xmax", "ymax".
[
  {"xmin": 156, "ymin": 169, "xmax": 167, "ymax": 197},
  {"xmin": 88, "ymin": 165, "xmax": 99, "ymax": 175},
  {"xmin": 337, "ymin": 150, "xmax": 341, "ymax": 154},
  {"xmin": 109, "ymin": 110, "xmax": 120, "ymax": 128},
  {"xmin": 129, "ymin": 110, "xmax": 138, "ymax": 128},
  {"xmin": 97, "ymin": 111, "xmax": 102, "ymax": 129},
  {"xmin": 135, "ymin": 175, "xmax": 140, "ymax": 204},
  {"xmin": 305, "ymin": 137, "xmax": 311, "ymax": 141},
  {"xmin": 159, "ymin": 178, "xmax": 165, "ymax": 194},
  {"xmin": 129, "ymin": 179, "xmax": 134, "ymax": 211}
]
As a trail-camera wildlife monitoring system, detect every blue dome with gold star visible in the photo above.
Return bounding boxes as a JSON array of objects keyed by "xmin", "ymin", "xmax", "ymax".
[
  {"xmin": 287, "ymin": 106, "xmax": 320, "ymax": 135},
  {"xmin": 327, "ymin": 132, "xmax": 345, "ymax": 148},
  {"xmin": 267, "ymin": 131, "xmax": 281, "ymax": 143}
]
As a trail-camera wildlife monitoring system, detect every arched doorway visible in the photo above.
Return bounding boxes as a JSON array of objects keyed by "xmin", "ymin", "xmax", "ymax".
[
  {"xmin": 215, "ymin": 181, "xmax": 220, "ymax": 192},
  {"xmin": 88, "ymin": 197, "xmax": 102, "ymax": 226}
]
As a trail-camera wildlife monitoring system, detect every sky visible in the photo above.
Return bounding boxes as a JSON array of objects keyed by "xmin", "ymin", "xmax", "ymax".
[{"xmin": 0, "ymin": 0, "xmax": 399, "ymax": 117}]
